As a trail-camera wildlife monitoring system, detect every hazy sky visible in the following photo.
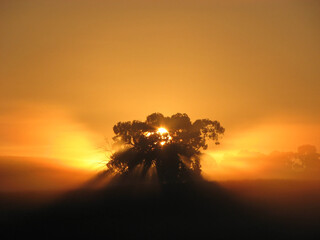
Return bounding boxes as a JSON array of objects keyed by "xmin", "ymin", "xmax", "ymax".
[{"xmin": 0, "ymin": 0, "xmax": 319, "ymax": 187}]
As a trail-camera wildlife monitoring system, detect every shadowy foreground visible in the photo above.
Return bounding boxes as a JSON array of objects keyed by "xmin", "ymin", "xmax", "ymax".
[{"xmin": 1, "ymin": 180, "xmax": 320, "ymax": 239}]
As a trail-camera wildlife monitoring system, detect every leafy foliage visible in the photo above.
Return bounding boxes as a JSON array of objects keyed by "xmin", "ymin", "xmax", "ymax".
[{"xmin": 107, "ymin": 113, "xmax": 225, "ymax": 183}]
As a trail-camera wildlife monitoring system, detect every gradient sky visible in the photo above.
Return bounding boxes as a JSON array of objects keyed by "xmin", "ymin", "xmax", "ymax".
[{"xmin": 0, "ymin": 0, "xmax": 319, "ymax": 188}]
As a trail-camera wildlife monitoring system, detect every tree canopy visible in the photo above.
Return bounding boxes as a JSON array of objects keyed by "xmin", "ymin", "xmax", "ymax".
[{"xmin": 107, "ymin": 113, "xmax": 225, "ymax": 183}]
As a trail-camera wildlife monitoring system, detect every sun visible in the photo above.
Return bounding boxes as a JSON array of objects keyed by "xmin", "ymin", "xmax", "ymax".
[
  {"xmin": 143, "ymin": 127, "xmax": 172, "ymax": 146},
  {"xmin": 157, "ymin": 127, "xmax": 169, "ymax": 135},
  {"xmin": 156, "ymin": 127, "xmax": 172, "ymax": 145}
]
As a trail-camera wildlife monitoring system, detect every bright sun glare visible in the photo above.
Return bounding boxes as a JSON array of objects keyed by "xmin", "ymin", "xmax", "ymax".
[
  {"xmin": 157, "ymin": 127, "xmax": 169, "ymax": 135},
  {"xmin": 144, "ymin": 127, "xmax": 172, "ymax": 146}
]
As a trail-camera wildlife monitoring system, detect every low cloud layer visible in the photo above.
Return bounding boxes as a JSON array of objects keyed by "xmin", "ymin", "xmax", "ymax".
[
  {"xmin": 203, "ymin": 145, "xmax": 320, "ymax": 181},
  {"xmin": 0, "ymin": 156, "xmax": 93, "ymax": 192}
]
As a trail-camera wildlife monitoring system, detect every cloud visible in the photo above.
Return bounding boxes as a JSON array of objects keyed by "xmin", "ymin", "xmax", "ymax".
[
  {"xmin": 0, "ymin": 156, "xmax": 93, "ymax": 192},
  {"xmin": 203, "ymin": 145, "xmax": 320, "ymax": 181},
  {"xmin": 0, "ymin": 102, "xmax": 106, "ymax": 170}
]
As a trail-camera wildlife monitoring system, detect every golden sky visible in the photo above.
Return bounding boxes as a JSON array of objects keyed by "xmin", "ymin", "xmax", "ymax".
[{"xmin": 0, "ymin": 0, "xmax": 319, "ymax": 189}]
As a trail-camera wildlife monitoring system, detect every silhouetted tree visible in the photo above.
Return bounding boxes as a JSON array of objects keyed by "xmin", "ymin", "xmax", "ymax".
[{"xmin": 107, "ymin": 113, "xmax": 225, "ymax": 183}]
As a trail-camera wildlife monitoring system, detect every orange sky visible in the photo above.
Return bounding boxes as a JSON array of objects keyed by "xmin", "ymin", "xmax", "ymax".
[{"xmin": 0, "ymin": 0, "xmax": 319, "ymax": 190}]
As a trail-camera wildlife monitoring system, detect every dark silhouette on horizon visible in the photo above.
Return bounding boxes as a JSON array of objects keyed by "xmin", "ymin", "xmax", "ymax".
[{"xmin": 106, "ymin": 113, "xmax": 225, "ymax": 183}]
